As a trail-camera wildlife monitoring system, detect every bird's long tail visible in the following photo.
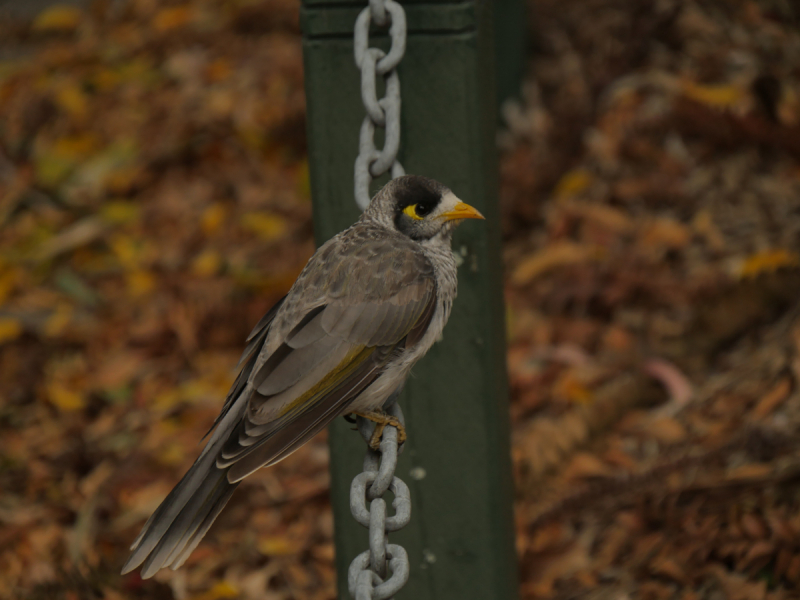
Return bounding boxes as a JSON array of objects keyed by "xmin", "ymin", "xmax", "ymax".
[
  {"xmin": 121, "ymin": 456, "xmax": 240, "ymax": 578},
  {"xmin": 121, "ymin": 378, "xmax": 251, "ymax": 578},
  {"xmin": 122, "ymin": 300, "xmax": 284, "ymax": 579}
]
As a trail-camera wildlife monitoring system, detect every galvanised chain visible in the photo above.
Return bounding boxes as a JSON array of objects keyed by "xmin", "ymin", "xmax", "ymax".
[
  {"xmin": 348, "ymin": 3, "xmax": 410, "ymax": 596},
  {"xmin": 349, "ymin": 401, "xmax": 411, "ymax": 600},
  {"xmin": 353, "ymin": 0, "xmax": 407, "ymax": 210}
]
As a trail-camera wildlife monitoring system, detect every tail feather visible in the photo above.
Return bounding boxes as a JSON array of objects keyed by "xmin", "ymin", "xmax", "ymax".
[
  {"xmin": 170, "ymin": 480, "xmax": 239, "ymax": 570},
  {"xmin": 138, "ymin": 469, "xmax": 238, "ymax": 578},
  {"xmin": 122, "ymin": 382, "xmax": 250, "ymax": 578},
  {"xmin": 121, "ymin": 455, "xmax": 239, "ymax": 577}
]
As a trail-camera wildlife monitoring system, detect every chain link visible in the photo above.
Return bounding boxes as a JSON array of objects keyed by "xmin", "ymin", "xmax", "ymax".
[
  {"xmin": 353, "ymin": 0, "xmax": 407, "ymax": 210},
  {"xmin": 349, "ymin": 401, "xmax": 410, "ymax": 599},
  {"xmin": 348, "ymin": 4, "xmax": 411, "ymax": 596}
]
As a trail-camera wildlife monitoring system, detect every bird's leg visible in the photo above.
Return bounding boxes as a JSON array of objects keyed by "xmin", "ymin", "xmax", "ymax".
[{"xmin": 353, "ymin": 411, "xmax": 407, "ymax": 450}]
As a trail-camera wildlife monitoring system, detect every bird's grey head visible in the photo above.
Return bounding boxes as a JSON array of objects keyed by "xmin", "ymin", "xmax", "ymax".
[{"xmin": 362, "ymin": 175, "xmax": 484, "ymax": 242}]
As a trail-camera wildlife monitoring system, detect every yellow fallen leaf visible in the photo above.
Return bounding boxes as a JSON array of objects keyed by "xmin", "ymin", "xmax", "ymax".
[
  {"xmin": 35, "ymin": 152, "xmax": 74, "ymax": 187},
  {"xmin": 258, "ymin": 536, "xmax": 298, "ymax": 556},
  {"xmin": 43, "ymin": 303, "xmax": 73, "ymax": 337},
  {"xmin": 154, "ymin": 6, "xmax": 193, "ymax": 32},
  {"xmin": 202, "ymin": 203, "xmax": 228, "ymax": 234},
  {"xmin": 0, "ymin": 269, "xmax": 20, "ymax": 304},
  {"xmin": 101, "ymin": 201, "xmax": 140, "ymax": 224},
  {"xmin": 179, "ymin": 381, "xmax": 205, "ymax": 402},
  {"xmin": 127, "ymin": 270, "xmax": 156, "ymax": 296},
  {"xmin": 153, "ymin": 388, "xmax": 182, "ymax": 411},
  {"xmin": 737, "ymin": 249, "xmax": 800, "ymax": 279},
  {"xmin": 191, "ymin": 250, "xmax": 222, "ymax": 277},
  {"xmin": 110, "ymin": 235, "xmax": 148, "ymax": 268},
  {"xmin": 32, "ymin": 5, "xmax": 82, "ymax": 32},
  {"xmin": 554, "ymin": 169, "xmax": 592, "ymax": 199},
  {"xmin": 242, "ymin": 212, "xmax": 288, "ymax": 241},
  {"xmin": 237, "ymin": 126, "xmax": 264, "ymax": 150},
  {"xmin": 157, "ymin": 442, "xmax": 185, "ymax": 466},
  {"xmin": 295, "ymin": 159, "xmax": 311, "ymax": 201},
  {"xmin": 55, "ymin": 83, "xmax": 88, "ymax": 118},
  {"xmin": 512, "ymin": 242, "xmax": 604, "ymax": 285},
  {"xmin": 553, "ymin": 373, "xmax": 593, "ymax": 405},
  {"xmin": 681, "ymin": 80, "xmax": 744, "ymax": 109},
  {"xmin": 189, "ymin": 582, "xmax": 239, "ymax": 600},
  {"xmin": 0, "ymin": 318, "xmax": 23, "ymax": 343},
  {"xmin": 47, "ymin": 383, "xmax": 85, "ymax": 411},
  {"xmin": 92, "ymin": 68, "xmax": 121, "ymax": 92},
  {"xmin": 53, "ymin": 134, "xmax": 98, "ymax": 157}
]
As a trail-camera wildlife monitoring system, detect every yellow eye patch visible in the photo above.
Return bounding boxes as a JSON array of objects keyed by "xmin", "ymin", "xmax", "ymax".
[{"xmin": 403, "ymin": 204, "xmax": 424, "ymax": 220}]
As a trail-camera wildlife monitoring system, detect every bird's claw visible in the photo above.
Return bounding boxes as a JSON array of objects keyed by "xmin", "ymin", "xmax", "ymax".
[{"xmin": 352, "ymin": 411, "xmax": 406, "ymax": 450}]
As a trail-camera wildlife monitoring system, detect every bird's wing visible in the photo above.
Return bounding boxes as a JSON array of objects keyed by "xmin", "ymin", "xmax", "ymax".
[{"xmin": 218, "ymin": 229, "xmax": 437, "ymax": 481}]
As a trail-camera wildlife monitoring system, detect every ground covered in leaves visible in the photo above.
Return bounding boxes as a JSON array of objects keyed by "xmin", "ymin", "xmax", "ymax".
[{"xmin": 1, "ymin": 0, "xmax": 800, "ymax": 599}]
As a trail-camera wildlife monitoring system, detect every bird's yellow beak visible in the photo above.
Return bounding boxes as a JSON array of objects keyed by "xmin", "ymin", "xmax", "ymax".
[{"xmin": 440, "ymin": 201, "xmax": 485, "ymax": 222}]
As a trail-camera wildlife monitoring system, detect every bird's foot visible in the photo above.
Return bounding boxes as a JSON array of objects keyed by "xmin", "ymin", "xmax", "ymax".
[{"xmin": 353, "ymin": 411, "xmax": 406, "ymax": 450}]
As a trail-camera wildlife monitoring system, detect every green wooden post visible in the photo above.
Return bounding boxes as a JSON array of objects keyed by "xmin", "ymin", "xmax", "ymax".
[
  {"xmin": 494, "ymin": 0, "xmax": 527, "ymax": 106},
  {"xmin": 301, "ymin": 2, "xmax": 518, "ymax": 599}
]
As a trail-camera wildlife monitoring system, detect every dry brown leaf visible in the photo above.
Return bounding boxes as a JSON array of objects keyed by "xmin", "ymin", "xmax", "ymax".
[
  {"xmin": 38, "ymin": 217, "xmax": 108, "ymax": 260},
  {"xmin": 725, "ymin": 463, "xmax": 773, "ymax": 481},
  {"xmin": 154, "ymin": 6, "xmax": 194, "ymax": 33},
  {"xmin": 561, "ymin": 199, "xmax": 635, "ymax": 233},
  {"xmin": 739, "ymin": 514, "xmax": 768, "ymax": 540},
  {"xmin": 563, "ymin": 452, "xmax": 612, "ymax": 481},
  {"xmin": 649, "ymin": 554, "xmax": 686, "ymax": 583},
  {"xmin": 642, "ymin": 416, "xmax": 687, "ymax": 444},
  {"xmin": 512, "ymin": 242, "xmax": 604, "ymax": 285},
  {"xmin": 692, "ymin": 209, "xmax": 727, "ymax": 252},
  {"xmin": 637, "ymin": 217, "xmax": 691, "ymax": 251},
  {"xmin": 752, "ymin": 377, "xmax": 792, "ymax": 418},
  {"xmin": 739, "ymin": 540, "xmax": 775, "ymax": 571}
]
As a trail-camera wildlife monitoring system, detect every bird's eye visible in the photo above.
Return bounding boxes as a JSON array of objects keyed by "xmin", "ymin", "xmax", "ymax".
[
  {"xmin": 402, "ymin": 202, "xmax": 434, "ymax": 220},
  {"xmin": 415, "ymin": 202, "xmax": 435, "ymax": 217}
]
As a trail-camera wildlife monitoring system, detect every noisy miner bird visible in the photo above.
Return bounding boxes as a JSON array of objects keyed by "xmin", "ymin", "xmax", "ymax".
[{"xmin": 121, "ymin": 175, "xmax": 484, "ymax": 578}]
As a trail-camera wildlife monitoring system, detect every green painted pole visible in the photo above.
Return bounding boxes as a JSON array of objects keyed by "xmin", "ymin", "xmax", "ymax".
[
  {"xmin": 494, "ymin": 0, "xmax": 527, "ymax": 106},
  {"xmin": 301, "ymin": 2, "xmax": 518, "ymax": 599}
]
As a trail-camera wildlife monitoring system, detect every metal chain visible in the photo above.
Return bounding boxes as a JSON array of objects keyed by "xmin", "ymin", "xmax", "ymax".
[
  {"xmin": 349, "ymin": 401, "xmax": 410, "ymax": 600},
  {"xmin": 348, "ymin": 4, "xmax": 410, "ymax": 596},
  {"xmin": 353, "ymin": 0, "xmax": 407, "ymax": 210}
]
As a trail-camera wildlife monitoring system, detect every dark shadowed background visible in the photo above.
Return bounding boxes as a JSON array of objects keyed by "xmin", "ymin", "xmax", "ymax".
[{"xmin": 2, "ymin": 1, "xmax": 800, "ymax": 599}]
